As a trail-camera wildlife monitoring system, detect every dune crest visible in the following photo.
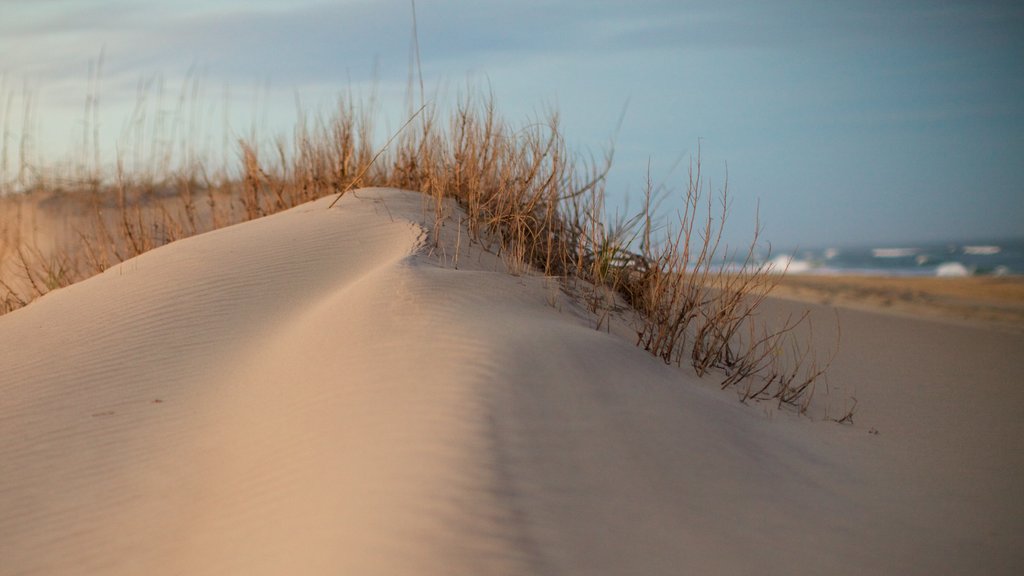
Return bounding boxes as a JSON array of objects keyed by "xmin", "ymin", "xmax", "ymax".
[{"xmin": 2, "ymin": 188, "xmax": 1022, "ymax": 575}]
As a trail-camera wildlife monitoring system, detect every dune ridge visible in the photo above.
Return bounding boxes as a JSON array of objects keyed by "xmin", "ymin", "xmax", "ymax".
[{"xmin": 2, "ymin": 188, "xmax": 1022, "ymax": 575}]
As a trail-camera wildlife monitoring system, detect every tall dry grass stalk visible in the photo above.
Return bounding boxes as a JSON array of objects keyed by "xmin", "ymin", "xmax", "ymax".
[{"xmin": 0, "ymin": 83, "xmax": 835, "ymax": 415}]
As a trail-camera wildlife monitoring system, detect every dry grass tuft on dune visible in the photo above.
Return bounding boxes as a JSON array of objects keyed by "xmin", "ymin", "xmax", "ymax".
[{"xmin": 2, "ymin": 92, "xmax": 833, "ymax": 410}]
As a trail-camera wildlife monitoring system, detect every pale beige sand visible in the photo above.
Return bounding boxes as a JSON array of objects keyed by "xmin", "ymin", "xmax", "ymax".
[{"xmin": 1, "ymin": 188, "xmax": 1022, "ymax": 574}]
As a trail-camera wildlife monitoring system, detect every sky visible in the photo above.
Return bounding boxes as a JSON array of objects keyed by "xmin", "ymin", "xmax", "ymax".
[{"xmin": 2, "ymin": 0, "xmax": 1022, "ymax": 249}]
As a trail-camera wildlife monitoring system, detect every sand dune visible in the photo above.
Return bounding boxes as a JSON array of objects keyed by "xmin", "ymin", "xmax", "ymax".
[{"xmin": 2, "ymin": 188, "xmax": 1022, "ymax": 574}]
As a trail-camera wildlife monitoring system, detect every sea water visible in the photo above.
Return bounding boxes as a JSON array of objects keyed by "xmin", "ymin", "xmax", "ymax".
[{"xmin": 746, "ymin": 237, "xmax": 1024, "ymax": 277}]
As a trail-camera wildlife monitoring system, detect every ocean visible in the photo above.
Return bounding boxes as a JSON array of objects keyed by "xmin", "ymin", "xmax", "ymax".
[{"xmin": 752, "ymin": 237, "xmax": 1024, "ymax": 277}]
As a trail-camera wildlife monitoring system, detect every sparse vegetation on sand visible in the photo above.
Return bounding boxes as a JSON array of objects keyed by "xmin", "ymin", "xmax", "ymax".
[{"xmin": 0, "ymin": 83, "xmax": 836, "ymax": 415}]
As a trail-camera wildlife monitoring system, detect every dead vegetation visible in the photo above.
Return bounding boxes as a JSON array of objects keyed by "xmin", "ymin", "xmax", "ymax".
[{"xmin": 0, "ymin": 83, "xmax": 838, "ymax": 417}]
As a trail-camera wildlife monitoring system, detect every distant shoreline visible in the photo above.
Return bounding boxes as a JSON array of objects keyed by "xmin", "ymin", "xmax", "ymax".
[{"xmin": 771, "ymin": 274, "xmax": 1024, "ymax": 331}]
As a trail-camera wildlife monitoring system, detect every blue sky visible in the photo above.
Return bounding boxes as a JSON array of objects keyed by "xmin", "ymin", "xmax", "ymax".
[{"xmin": 2, "ymin": 0, "xmax": 1022, "ymax": 248}]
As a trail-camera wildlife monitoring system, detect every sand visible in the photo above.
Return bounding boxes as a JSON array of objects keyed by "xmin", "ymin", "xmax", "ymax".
[
  {"xmin": 772, "ymin": 273, "xmax": 1024, "ymax": 332},
  {"xmin": 1, "ymin": 188, "xmax": 1022, "ymax": 574}
]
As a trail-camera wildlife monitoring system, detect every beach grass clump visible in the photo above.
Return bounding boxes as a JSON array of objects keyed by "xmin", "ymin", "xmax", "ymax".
[{"xmin": 0, "ymin": 84, "xmax": 833, "ymax": 414}]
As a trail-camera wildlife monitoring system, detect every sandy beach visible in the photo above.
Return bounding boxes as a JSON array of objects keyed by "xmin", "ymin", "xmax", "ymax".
[
  {"xmin": 2, "ymin": 188, "xmax": 1022, "ymax": 575},
  {"xmin": 773, "ymin": 273, "xmax": 1024, "ymax": 332}
]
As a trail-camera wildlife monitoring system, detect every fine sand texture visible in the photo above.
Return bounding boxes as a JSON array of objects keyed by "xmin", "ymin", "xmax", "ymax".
[{"xmin": 1, "ymin": 188, "xmax": 1022, "ymax": 574}]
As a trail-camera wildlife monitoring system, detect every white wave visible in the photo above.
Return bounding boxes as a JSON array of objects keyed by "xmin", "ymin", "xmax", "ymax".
[
  {"xmin": 962, "ymin": 245, "xmax": 1001, "ymax": 255},
  {"xmin": 765, "ymin": 255, "xmax": 814, "ymax": 274},
  {"xmin": 935, "ymin": 262, "xmax": 970, "ymax": 277},
  {"xmin": 872, "ymin": 247, "xmax": 918, "ymax": 258}
]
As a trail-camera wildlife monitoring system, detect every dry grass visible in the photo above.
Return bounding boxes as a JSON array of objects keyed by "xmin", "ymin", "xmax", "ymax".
[{"xmin": 0, "ymin": 83, "xmax": 835, "ymax": 415}]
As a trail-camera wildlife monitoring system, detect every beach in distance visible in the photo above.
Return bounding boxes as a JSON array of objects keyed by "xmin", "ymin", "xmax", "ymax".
[
  {"xmin": 773, "ymin": 273, "xmax": 1024, "ymax": 331},
  {"xmin": 1, "ymin": 188, "xmax": 1022, "ymax": 575}
]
